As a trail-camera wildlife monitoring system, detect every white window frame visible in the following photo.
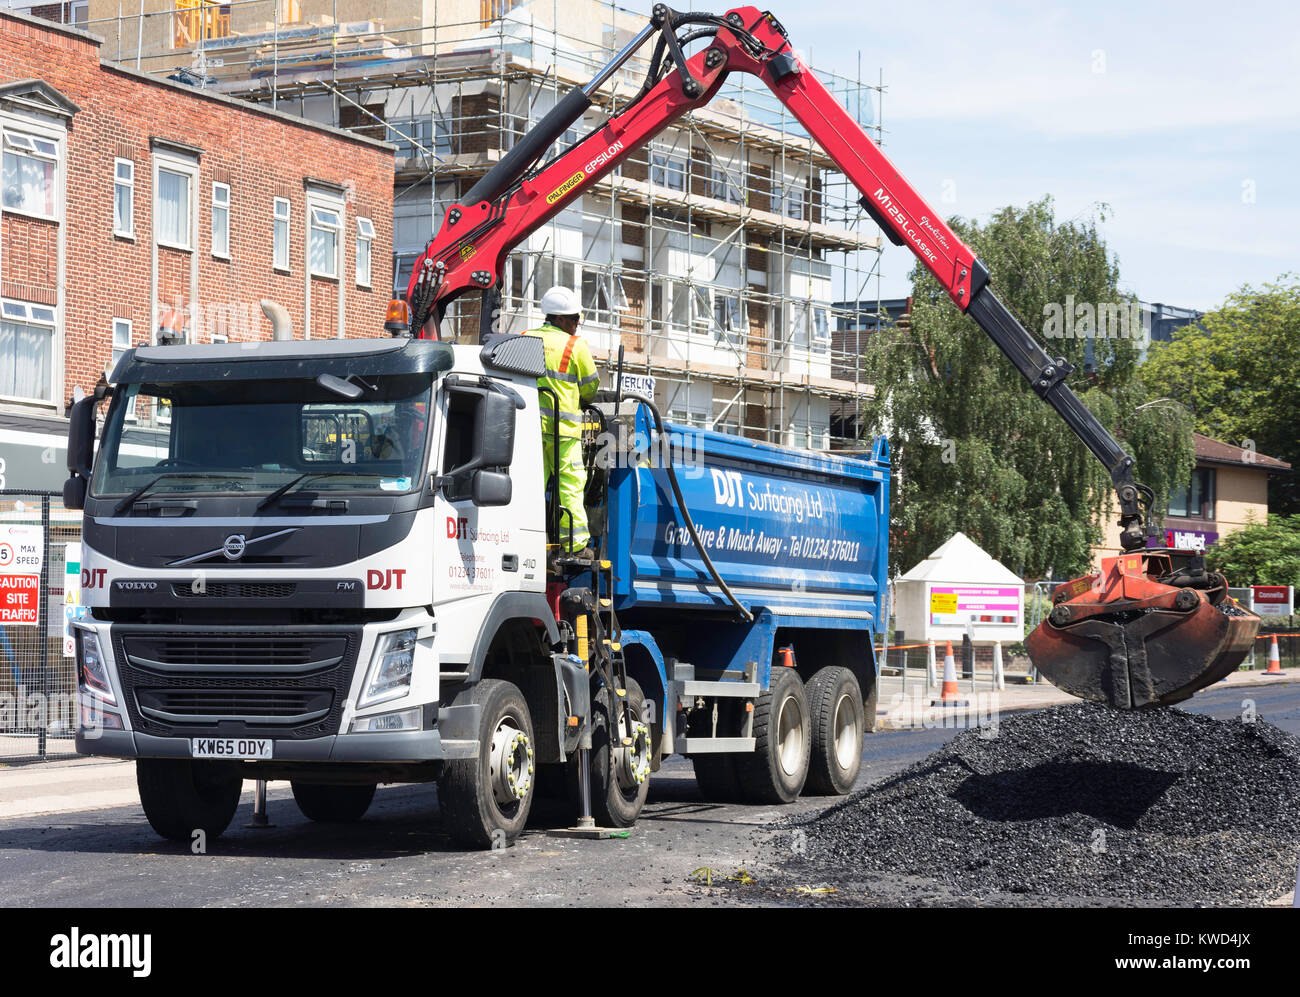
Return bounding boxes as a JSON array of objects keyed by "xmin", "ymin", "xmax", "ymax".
[
  {"xmin": 2, "ymin": 129, "xmax": 60, "ymax": 221},
  {"xmin": 355, "ymin": 216, "xmax": 374, "ymax": 287},
  {"xmin": 113, "ymin": 158, "xmax": 134, "ymax": 238},
  {"xmin": 812, "ymin": 305, "xmax": 831, "ymax": 351},
  {"xmin": 273, "ymin": 196, "xmax": 291, "ymax": 271},
  {"xmin": 713, "ymin": 292, "xmax": 744, "ymax": 346},
  {"xmin": 111, "ymin": 317, "xmax": 132, "ymax": 369},
  {"xmin": 651, "ymin": 150, "xmax": 687, "ymax": 192},
  {"xmin": 111, "ymin": 319, "xmax": 135, "ymax": 418},
  {"xmin": 0, "ymin": 299, "xmax": 58, "ymax": 405},
  {"xmin": 211, "ymin": 181, "xmax": 230, "ymax": 259},
  {"xmin": 308, "ymin": 201, "xmax": 343, "ymax": 280},
  {"xmin": 152, "ymin": 152, "xmax": 197, "ymax": 251}
]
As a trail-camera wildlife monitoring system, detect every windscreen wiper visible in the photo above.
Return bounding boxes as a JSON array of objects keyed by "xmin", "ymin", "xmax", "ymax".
[
  {"xmin": 113, "ymin": 472, "xmax": 250, "ymax": 515},
  {"xmin": 255, "ymin": 472, "xmax": 375, "ymax": 511}
]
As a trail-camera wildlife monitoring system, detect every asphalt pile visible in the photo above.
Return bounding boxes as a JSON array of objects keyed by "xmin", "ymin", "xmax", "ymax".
[{"xmin": 784, "ymin": 703, "xmax": 1300, "ymax": 904}]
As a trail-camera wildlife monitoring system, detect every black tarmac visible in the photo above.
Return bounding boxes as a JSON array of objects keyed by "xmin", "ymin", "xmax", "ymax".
[{"xmin": 774, "ymin": 701, "xmax": 1300, "ymax": 905}]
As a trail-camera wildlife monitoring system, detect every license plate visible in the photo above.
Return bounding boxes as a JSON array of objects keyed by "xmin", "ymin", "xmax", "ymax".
[{"xmin": 190, "ymin": 737, "xmax": 273, "ymax": 759}]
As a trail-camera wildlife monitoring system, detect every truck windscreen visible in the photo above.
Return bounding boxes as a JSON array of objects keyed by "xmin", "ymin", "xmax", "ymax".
[{"xmin": 91, "ymin": 373, "xmax": 434, "ymax": 499}]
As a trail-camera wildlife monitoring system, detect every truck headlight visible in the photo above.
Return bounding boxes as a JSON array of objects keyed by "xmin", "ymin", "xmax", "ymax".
[
  {"xmin": 351, "ymin": 707, "xmax": 422, "ymax": 733},
  {"xmin": 78, "ymin": 631, "xmax": 116, "ymax": 706},
  {"xmin": 359, "ymin": 628, "xmax": 417, "ymax": 708}
]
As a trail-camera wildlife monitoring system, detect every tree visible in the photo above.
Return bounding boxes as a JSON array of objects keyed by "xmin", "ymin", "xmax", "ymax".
[
  {"xmin": 1206, "ymin": 514, "xmax": 1300, "ymax": 588},
  {"xmin": 1139, "ymin": 275, "xmax": 1300, "ymax": 514},
  {"xmin": 864, "ymin": 197, "xmax": 1195, "ymax": 580}
]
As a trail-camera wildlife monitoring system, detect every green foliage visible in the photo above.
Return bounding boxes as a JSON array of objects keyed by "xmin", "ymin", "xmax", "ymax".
[
  {"xmin": 1206, "ymin": 514, "xmax": 1300, "ymax": 587},
  {"xmin": 1140, "ymin": 275, "xmax": 1300, "ymax": 513},
  {"xmin": 864, "ymin": 197, "xmax": 1195, "ymax": 580}
]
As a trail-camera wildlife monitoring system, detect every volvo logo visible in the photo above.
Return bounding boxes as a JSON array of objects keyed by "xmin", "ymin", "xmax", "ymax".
[{"xmin": 166, "ymin": 527, "xmax": 300, "ymax": 567}]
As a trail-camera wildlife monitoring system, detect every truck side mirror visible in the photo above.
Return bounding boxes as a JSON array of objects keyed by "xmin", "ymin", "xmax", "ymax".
[
  {"xmin": 471, "ymin": 469, "xmax": 512, "ymax": 507},
  {"xmin": 63, "ymin": 475, "xmax": 87, "ymax": 511},
  {"xmin": 64, "ymin": 394, "xmax": 99, "ymax": 510},
  {"xmin": 475, "ymin": 390, "xmax": 516, "ymax": 468}
]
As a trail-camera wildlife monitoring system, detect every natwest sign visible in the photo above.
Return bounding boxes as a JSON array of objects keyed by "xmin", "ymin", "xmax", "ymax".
[
  {"xmin": 1149, "ymin": 528, "xmax": 1218, "ymax": 552},
  {"xmin": 1250, "ymin": 585, "xmax": 1294, "ymax": 614}
]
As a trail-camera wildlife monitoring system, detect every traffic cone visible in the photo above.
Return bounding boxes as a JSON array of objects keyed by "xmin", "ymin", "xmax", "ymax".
[
  {"xmin": 940, "ymin": 641, "xmax": 961, "ymax": 700},
  {"xmin": 1264, "ymin": 635, "xmax": 1284, "ymax": 676}
]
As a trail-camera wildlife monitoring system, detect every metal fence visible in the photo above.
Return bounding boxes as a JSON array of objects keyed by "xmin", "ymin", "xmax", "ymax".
[{"xmin": 0, "ymin": 492, "xmax": 82, "ymax": 764}]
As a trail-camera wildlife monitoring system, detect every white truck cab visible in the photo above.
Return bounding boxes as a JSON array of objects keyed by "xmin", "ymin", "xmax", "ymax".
[{"xmin": 66, "ymin": 334, "xmax": 571, "ymax": 847}]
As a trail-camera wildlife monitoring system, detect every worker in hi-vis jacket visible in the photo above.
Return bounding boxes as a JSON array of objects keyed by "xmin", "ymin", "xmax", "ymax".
[{"xmin": 525, "ymin": 286, "xmax": 599, "ymax": 558}]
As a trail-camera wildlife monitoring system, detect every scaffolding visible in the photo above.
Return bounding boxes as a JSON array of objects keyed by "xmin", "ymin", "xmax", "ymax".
[{"xmin": 79, "ymin": 0, "xmax": 888, "ymax": 450}]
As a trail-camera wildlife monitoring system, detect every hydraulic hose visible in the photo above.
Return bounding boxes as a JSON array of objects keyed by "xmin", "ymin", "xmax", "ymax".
[{"xmin": 620, "ymin": 391, "xmax": 753, "ymax": 623}]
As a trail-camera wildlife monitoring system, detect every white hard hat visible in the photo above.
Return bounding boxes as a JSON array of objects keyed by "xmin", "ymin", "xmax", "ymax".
[{"xmin": 540, "ymin": 285, "xmax": 582, "ymax": 318}]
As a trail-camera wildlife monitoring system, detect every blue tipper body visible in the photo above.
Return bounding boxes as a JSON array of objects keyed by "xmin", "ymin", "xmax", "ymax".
[{"xmin": 601, "ymin": 407, "xmax": 890, "ymax": 711}]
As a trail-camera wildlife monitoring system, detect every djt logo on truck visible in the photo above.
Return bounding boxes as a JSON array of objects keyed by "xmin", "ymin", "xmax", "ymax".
[
  {"xmin": 711, "ymin": 469, "xmax": 745, "ymax": 507},
  {"xmin": 367, "ymin": 569, "xmax": 406, "ymax": 590}
]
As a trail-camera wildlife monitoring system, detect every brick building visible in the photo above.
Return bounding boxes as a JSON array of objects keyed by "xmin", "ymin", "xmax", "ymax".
[
  {"xmin": 1093, "ymin": 433, "xmax": 1292, "ymax": 567},
  {"xmin": 0, "ymin": 8, "xmax": 394, "ymax": 490}
]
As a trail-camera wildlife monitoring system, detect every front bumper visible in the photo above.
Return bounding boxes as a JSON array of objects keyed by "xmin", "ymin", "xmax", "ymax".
[{"xmin": 77, "ymin": 703, "xmax": 480, "ymax": 762}]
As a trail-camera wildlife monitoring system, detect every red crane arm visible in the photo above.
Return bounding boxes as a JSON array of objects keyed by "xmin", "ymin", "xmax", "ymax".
[{"xmin": 404, "ymin": 5, "xmax": 1152, "ymax": 549}]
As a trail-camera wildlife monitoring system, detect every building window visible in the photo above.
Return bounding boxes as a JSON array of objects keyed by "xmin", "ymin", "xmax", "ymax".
[
  {"xmin": 1168, "ymin": 467, "xmax": 1216, "ymax": 520},
  {"xmin": 113, "ymin": 159, "xmax": 134, "ymax": 237},
  {"xmin": 0, "ymin": 301, "xmax": 55, "ymax": 403},
  {"xmin": 155, "ymin": 163, "xmax": 193, "ymax": 249},
  {"xmin": 813, "ymin": 306, "xmax": 830, "ymax": 350},
  {"xmin": 2, "ymin": 132, "xmax": 58, "ymax": 218},
  {"xmin": 273, "ymin": 197, "xmax": 291, "ymax": 270},
  {"xmin": 394, "ymin": 253, "xmax": 416, "ymax": 296},
  {"xmin": 389, "ymin": 117, "xmax": 453, "ymax": 159},
  {"xmin": 710, "ymin": 167, "xmax": 744, "ymax": 205},
  {"xmin": 714, "ymin": 293, "xmax": 743, "ymax": 345},
  {"xmin": 651, "ymin": 152, "xmax": 687, "ymax": 191},
  {"xmin": 356, "ymin": 216, "xmax": 374, "ymax": 287},
  {"xmin": 772, "ymin": 178, "xmax": 805, "ymax": 219},
  {"xmin": 111, "ymin": 318, "xmax": 132, "ymax": 372},
  {"xmin": 309, "ymin": 205, "xmax": 342, "ymax": 279},
  {"xmin": 211, "ymin": 182, "xmax": 230, "ymax": 258},
  {"xmin": 173, "ymin": 0, "xmax": 232, "ymax": 48}
]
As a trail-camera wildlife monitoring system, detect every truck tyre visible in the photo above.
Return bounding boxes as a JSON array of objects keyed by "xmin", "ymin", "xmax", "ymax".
[
  {"xmin": 803, "ymin": 666, "xmax": 864, "ymax": 796},
  {"xmin": 136, "ymin": 758, "xmax": 242, "ymax": 842},
  {"xmin": 291, "ymin": 782, "xmax": 376, "ymax": 822},
  {"xmin": 438, "ymin": 679, "xmax": 535, "ymax": 849},
  {"xmin": 736, "ymin": 666, "xmax": 811, "ymax": 804},
  {"xmin": 590, "ymin": 677, "xmax": 653, "ymax": 827},
  {"xmin": 688, "ymin": 700, "xmax": 742, "ymax": 803}
]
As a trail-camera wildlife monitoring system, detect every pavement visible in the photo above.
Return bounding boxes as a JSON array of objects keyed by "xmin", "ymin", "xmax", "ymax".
[
  {"xmin": 0, "ymin": 671, "xmax": 1295, "ymax": 823},
  {"xmin": 875, "ymin": 668, "xmax": 1298, "ymax": 729}
]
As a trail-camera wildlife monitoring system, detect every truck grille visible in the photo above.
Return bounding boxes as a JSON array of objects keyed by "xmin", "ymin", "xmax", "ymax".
[
  {"xmin": 172, "ymin": 582, "xmax": 297, "ymax": 599},
  {"xmin": 113, "ymin": 627, "xmax": 361, "ymax": 740}
]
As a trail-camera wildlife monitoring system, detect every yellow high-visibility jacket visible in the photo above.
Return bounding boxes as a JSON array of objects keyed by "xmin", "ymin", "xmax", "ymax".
[{"xmin": 525, "ymin": 323, "xmax": 599, "ymax": 439}]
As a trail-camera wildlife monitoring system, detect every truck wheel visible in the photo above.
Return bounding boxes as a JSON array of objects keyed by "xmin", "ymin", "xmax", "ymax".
[
  {"xmin": 736, "ymin": 665, "xmax": 811, "ymax": 804},
  {"xmin": 803, "ymin": 666, "xmax": 864, "ymax": 795},
  {"xmin": 291, "ymin": 782, "xmax": 376, "ymax": 822},
  {"xmin": 590, "ymin": 677, "xmax": 653, "ymax": 827},
  {"xmin": 136, "ymin": 758, "xmax": 243, "ymax": 843},
  {"xmin": 438, "ymin": 679, "xmax": 535, "ymax": 849}
]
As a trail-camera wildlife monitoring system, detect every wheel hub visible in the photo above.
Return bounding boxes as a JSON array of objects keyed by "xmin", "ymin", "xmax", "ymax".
[
  {"xmin": 616, "ymin": 719, "xmax": 652, "ymax": 791},
  {"xmin": 489, "ymin": 721, "xmax": 533, "ymax": 806},
  {"xmin": 832, "ymin": 693, "xmax": 858, "ymax": 770},
  {"xmin": 776, "ymin": 694, "xmax": 804, "ymax": 777}
]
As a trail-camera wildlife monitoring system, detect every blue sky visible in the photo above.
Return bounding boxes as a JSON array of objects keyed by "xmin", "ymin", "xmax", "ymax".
[{"xmin": 627, "ymin": 0, "xmax": 1298, "ymax": 309}]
